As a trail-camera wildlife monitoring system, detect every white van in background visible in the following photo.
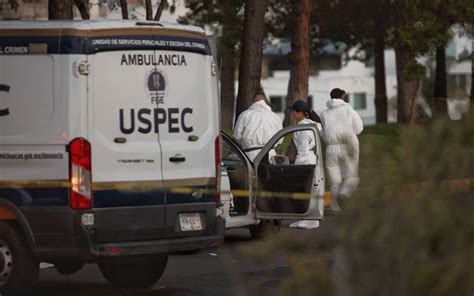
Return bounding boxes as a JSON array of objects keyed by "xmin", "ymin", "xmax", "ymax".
[{"xmin": 0, "ymin": 20, "xmax": 223, "ymax": 292}]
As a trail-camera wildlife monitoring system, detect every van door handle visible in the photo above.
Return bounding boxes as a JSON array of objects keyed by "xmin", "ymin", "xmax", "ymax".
[
  {"xmin": 114, "ymin": 137, "xmax": 127, "ymax": 144},
  {"xmin": 169, "ymin": 156, "xmax": 186, "ymax": 163}
]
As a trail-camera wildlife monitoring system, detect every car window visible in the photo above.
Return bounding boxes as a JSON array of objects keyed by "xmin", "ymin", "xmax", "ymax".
[
  {"xmin": 222, "ymin": 137, "xmax": 245, "ymax": 163},
  {"xmin": 271, "ymin": 129, "xmax": 318, "ymax": 165}
]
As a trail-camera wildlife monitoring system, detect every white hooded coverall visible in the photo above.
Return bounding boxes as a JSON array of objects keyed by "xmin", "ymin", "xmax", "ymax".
[
  {"xmin": 293, "ymin": 118, "xmax": 317, "ymax": 165},
  {"xmin": 233, "ymin": 100, "xmax": 283, "ymax": 161},
  {"xmin": 289, "ymin": 118, "xmax": 321, "ymax": 230},
  {"xmin": 321, "ymin": 99, "xmax": 363, "ymax": 199}
]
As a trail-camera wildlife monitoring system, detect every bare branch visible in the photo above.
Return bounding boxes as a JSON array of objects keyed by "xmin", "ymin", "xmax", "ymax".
[
  {"xmin": 74, "ymin": 0, "xmax": 90, "ymax": 20},
  {"xmin": 154, "ymin": 0, "xmax": 168, "ymax": 21},
  {"xmin": 7, "ymin": 0, "xmax": 20, "ymax": 12}
]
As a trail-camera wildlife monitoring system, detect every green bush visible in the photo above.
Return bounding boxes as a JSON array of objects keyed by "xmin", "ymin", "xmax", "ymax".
[
  {"xmin": 243, "ymin": 114, "xmax": 474, "ymax": 296},
  {"xmin": 340, "ymin": 113, "xmax": 474, "ymax": 295}
]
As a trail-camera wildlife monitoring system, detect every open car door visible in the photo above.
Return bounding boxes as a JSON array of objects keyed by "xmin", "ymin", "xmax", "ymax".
[
  {"xmin": 253, "ymin": 124, "xmax": 325, "ymax": 220},
  {"xmin": 220, "ymin": 132, "xmax": 255, "ymax": 221}
]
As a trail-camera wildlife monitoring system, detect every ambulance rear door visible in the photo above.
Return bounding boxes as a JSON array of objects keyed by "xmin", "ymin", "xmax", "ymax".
[{"xmin": 87, "ymin": 29, "xmax": 167, "ymax": 242}]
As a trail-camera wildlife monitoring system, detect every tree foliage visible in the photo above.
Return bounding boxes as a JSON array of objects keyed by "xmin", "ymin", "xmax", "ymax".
[
  {"xmin": 312, "ymin": 0, "xmax": 393, "ymax": 123},
  {"xmin": 179, "ymin": 0, "xmax": 244, "ymax": 130},
  {"xmin": 312, "ymin": 0, "xmax": 473, "ymax": 123},
  {"xmin": 0, "ymin": 0, "xmax": 19, "ymax": 12},
  {"xmin": 389, "ymin": 0, "xmax": 473, "ymax": 80},
  {"xmin": 48, "ymin": 0, "xmax": 73, "ymax": 20},
  {"xmin": 178, "ymin": 0, "xmax": 244, "ymax": 45}
]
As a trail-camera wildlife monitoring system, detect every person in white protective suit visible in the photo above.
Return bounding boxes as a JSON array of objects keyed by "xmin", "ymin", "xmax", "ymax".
[
  {"xmin": 321, "ymin": 88, "xmax": 364, "ymax": 211},
  {"xmin": 233, "ymin": 91, "xmax": 282, "ymax": 161},
  {"xmin": 288, "ymin": 100, "xmax": 322, "ymax": 164},
  {"xmin": 287, "ymin": 100, "xmax": 322, "ymax": 229}
]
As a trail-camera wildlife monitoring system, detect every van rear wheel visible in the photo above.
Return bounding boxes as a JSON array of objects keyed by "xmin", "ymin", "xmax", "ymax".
[
  {"xmin": 99, "ymin": 255, "xmax": 168, "ymax": 288},
  {"xmin": 0, "ymin": 221, "xmax": 39, "ymax": 293}
]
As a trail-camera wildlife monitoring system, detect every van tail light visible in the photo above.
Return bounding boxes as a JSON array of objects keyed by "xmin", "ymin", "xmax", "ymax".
[
  {"xmin": 214, "ymin": 136, "xmax": 221, "ymax": 205},
  {"xmin": 69, "ymin": 138, "xmax": 92, "ymax": 209}
]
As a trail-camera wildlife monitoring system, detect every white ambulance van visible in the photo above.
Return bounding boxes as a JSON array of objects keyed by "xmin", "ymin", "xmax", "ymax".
[{"xmin": 0, "ymin": 20, "xmax": 223, "ymax": 292}]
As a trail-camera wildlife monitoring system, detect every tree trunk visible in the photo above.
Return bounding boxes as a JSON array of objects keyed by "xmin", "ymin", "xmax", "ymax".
[
  {"xmin": 154, "ymin": 0, "xmax": 168, "ymax": 21},
  {"xmin": 235, "ymin": 0, "xmax": 268, "ymax": 118},
  {"xmin": 49, "ymin": 0, "xmax": 73, "ymax": 20},
  {"xmin": 220, "ymin": 2, "xmax": 240, "ymax": 131},
  {"xmin": 120, "ymin": 0, "xmax": 129, "ymax": 19},
  {"xmin": 395, "ymin": 48, "xmax": 420, "ymax": 123},
  {"xmin": 220, "ymin": 37, "xmax": 237, "ymax": 132},
  {"xmin": 145, "ymin": 0, "xmax": 153, "ymax": 20},
  {"xmin": 471, "ymin": 24, "xmax": 474, "ymax": 104},
  {"xmin": 74, "ymin": 0, "xmax": 89, "ymax": 19},
  {"xmin": 374, "ymin": 24, "xmax": 387, "ymax": 123},
  {"xmin": 283, "ymin": 0, "xmax": 311, "ymax": 127},
  {"xmin": 433, "ymin": 45, "xmax": 448, "ymax": 117}
]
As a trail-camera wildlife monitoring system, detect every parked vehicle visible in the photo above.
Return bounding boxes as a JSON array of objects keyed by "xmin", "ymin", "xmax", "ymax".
[
  {"xmin": 220, "ymin": 125, "xmax": 325, "ymax": 238},
  {"xmin": 0, "ymin": 20, "xmax": 224, "ymax": 292}
]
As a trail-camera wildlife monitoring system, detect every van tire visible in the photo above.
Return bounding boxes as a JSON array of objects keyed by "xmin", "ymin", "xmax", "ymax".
[
  {"xmin": 0, "ymin": 221, "xmax": 39, "ymax": 293},
  {"xmin": 54, "ymin": 260, "xmax": 84, "ymax": 275},
  {"xmin": 99, "ymin": 255, "xmax": 168, "ymax": 288},
  {"xmin": 249, "ymin": 220, "xmax": 281, "ymax": 240}
]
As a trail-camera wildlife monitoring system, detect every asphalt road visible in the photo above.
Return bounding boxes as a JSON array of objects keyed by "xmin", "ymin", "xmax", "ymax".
[{"xmin": 31, "ymin": 219, "xmax": 335, "ymax": 296}]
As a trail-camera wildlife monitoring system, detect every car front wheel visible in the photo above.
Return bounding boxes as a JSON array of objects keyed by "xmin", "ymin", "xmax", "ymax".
[{"xmin": 99, "ymin": 254, "xmax": 168, "ymax": 288}]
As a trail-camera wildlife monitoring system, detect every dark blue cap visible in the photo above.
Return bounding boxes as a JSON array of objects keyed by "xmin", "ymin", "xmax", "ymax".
[{"xmin": 287, "ymin": 100, "xmax": 308, "ymax": 112}]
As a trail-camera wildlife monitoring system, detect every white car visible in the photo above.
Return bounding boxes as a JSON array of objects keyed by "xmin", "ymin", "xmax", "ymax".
[{"xmin": 220, "ymin": 125, "xmax": 326, "ymax": 238}]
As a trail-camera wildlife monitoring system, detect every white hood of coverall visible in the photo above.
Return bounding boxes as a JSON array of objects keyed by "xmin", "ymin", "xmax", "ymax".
[
  {"xmin": 233, "ymin": 100, "xmax": 283, "ymax": 161},
  {"xmin": 322, "ymin": 99, "xmax": 363, "ymax": 149},
  {"xmin": 321, "ymin": 99, "xmax": 364, "ymax": 199}
]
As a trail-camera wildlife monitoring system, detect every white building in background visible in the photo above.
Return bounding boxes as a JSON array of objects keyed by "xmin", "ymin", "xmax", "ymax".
[
  {"xmin": 259, "ymin": 33, "xmax": 472, "ymax": 125},
  {"xmin": 445, "ymin": 28, "xmax": 472, "ymax": 98},
  {"xmin": 259, "ymin": 41, "xmax": 398, "ymax": 125}
]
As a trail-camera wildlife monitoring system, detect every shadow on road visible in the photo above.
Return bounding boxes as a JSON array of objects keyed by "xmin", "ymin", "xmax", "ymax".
[
  {"xmin": 222, "ymin": 228, "xmax": 254, "ymax": 245},
  {"xmin": 23, "ymin": 228, "xmax": 264, "ymax": 296}
]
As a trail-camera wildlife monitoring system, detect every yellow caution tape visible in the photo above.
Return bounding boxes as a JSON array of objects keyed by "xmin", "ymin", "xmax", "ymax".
[
  {"xmin": 0, "ymin": 179, "xmax": 322, "ymax": 201},
  {"xmin": 0, "ymin": 178, "xmax": 472, "ymax": 205}
]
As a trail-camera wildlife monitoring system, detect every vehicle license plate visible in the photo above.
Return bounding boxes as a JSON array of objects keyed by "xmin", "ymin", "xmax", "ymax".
[{"xmin": 179, "ymin": 213, "xmax": 203, "ymax": 231}]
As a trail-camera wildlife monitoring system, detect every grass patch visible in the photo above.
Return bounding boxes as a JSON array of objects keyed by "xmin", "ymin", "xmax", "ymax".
[
  {"xmin": 242, "ymin": 114, "xmax": 474, "ymax": 296},
  {"xmin": 361, "ymin": 122, "xmax": 399, "ymax": 136}
]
